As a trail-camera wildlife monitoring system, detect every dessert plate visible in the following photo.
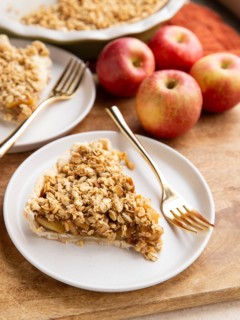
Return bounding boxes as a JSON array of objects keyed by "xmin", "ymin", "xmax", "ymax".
[
  {"xmin": 0, "ymin": 39, "xmax": 96, "ymax": 153},
  {"xmin": 4, "ymin": 131, "xmax": 215, "ymax": 292}
]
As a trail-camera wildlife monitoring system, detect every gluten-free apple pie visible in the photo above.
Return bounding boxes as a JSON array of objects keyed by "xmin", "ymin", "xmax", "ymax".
[
  {"xmin": 0, "ymin": 35, "xmax": 51, "ymax": 122},
  {"xmin": 24, "ymin": 139, "xmax": 164, "ymax": 261}
]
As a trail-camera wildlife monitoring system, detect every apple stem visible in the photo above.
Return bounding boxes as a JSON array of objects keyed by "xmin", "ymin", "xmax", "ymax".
[
  {"xmin": 132, "ymin": 58, "xmax": 142, "ymax": 68},
  {"xmin": 176, "ymin": 33, "xmax": 186, "ymax": 43},
  {"xmin": 166, "ymin": 80, "xmax": 176, "ymax": 89},
  {"xmin": 221, "ymin": 60, "xmax": 231, "ymax": 69}
]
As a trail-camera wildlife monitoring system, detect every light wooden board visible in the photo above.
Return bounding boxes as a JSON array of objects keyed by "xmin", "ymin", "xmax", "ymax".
[{"xmin": 0, "ymin": 85, "xmax": 240, "ymax": 319}]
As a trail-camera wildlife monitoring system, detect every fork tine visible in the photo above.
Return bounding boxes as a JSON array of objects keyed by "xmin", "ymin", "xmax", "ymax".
[
  {"xmin": 53, "ymin": 58, "xmax": 75, "ymax": 92},
  {"xmin": 69, "ymin": 62, "xmax": 88, "ymax": 92},
  {"xmin": 169, "ymin": 215, "xmax": 197, "ymax": 233},
  {"xmin": 170, "ymin": 208, "xmax": 203, "ymax": 232},
  {"xmin": 185, "ymin": 213, "xmax": 209, "ymax": 230},
  {"xmin": 61, "ymin": 59, "xmax": 81, "ymax": 92},
  {"xmin": 65, "ymin": 62, "xmax": 88, "ymax": 95},
  {"xmin": 176, "ymin": 208, "xmax": 208, "ymax": 231},
  {"xmin": 183, "ymin": 206, "xmax": 214, "ymax": 227}
]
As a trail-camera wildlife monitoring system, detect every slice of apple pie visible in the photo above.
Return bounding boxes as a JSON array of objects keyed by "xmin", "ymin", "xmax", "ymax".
[
  {"xmin": 24, "ymin": 139, "xmax": 164, "ymax": 261},
  {"xmin": 0, "ymin": 35, "xmax": 51, "ymax": 122}
]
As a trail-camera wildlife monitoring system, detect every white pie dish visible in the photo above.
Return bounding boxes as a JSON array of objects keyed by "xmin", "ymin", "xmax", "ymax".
[{"xmin": 0, "ymin": 0, "xmax": 187, "ymax": 58}]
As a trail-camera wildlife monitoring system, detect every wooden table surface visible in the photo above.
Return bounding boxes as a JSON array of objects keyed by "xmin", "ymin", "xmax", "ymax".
[{"xmin": 0, "ymin": 83, "xmax": 239, "ymax": 320}]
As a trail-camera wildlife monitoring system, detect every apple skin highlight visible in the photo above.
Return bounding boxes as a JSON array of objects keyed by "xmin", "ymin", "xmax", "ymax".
[
  {"xmin": 190, "ymin": 53, "xmax": 240, "ymax": 113},
  {"xmin": 96, "ymin": 37, "xmax": 155, "ymax": 97},
  {"xmin": 136, "ymin": 70, "xmax": 203, "ymax": 138}
]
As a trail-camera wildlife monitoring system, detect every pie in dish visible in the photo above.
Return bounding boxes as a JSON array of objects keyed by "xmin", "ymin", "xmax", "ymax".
[
  {"xmin": 21, "ymin": 0, "xmax": 169, "ymax": 31},
  {"xmin": 24, "ymin": 139, "xmax": 164, "ymax": 261},
  {"xmin": 0, "ymin": 35, "xmax": 51, "ymax": 122}
]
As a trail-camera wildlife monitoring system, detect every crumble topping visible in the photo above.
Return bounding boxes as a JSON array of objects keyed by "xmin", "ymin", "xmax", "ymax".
[
  {"xmin": 25, "ymin": 139, "xmax": 163, "ymax": 261},
  {"xmin": 0, "ymin": 35, "xmax": 51, "ymax": 122},
  {"xmin": 21, "ymin": 0, "xmax": 169, "ymax": 31}
]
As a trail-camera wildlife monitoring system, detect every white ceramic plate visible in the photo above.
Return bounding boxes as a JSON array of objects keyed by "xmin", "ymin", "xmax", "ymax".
[
  {"xmin": 4, "ymin": 131, "xmax": 215, "ymax": 292},
  {"xmin": 0, "ymin": 0, "xmax": 187, "ymax": 43},
  {"xmin": 0, "ymin": 39, "xmax": 96, "ymax": 153}
]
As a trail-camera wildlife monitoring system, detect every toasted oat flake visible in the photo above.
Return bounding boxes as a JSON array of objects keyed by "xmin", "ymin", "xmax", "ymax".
[
  {"xmin": 24, "ymin": 139, "xmax": 164, "ymax": 261},
  {"xmin": 21, "ymin": 0, "xmax": 169, "ymax": 31},
  {"xmin": 0, "ymin": 35, "xmax": 51, "ymax": 122}
]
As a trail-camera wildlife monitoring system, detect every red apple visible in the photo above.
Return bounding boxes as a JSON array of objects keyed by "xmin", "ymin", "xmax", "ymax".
[
  {"xmin": 148, "ymin": 25, "xmax": 203, "ymax": 72},
  {"xmin": 190, "ymin": 52, "xmax": 240, "ymax": 112},
  {"xmin": 96, "ymin": 37, "xmax": 155, "ymax": 97},
  {"xmin": 135, "ymin": 70, "xmax": 203, "ymax": 138}
]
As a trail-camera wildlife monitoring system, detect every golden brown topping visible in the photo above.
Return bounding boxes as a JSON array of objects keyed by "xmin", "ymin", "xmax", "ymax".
[
  {"xmin": 28, "ymin": 139, "xmax": 163, "ymax": 261},
  {"xmin": 0, "ymin": 35, "xmax": 51, "ymax": 122},
  {"xmin": 22, "ymin": 0, "xmax": 167, "ymax": 31}
]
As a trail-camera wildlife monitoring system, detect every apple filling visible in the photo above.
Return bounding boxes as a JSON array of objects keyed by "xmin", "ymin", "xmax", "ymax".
[
  {"xmin": 24, "ymin": 139, "xmax": 164, "ymax": 261},
  {"xmin": 0, "ymin": 35, "xmax": 51, "ymax": 122}
]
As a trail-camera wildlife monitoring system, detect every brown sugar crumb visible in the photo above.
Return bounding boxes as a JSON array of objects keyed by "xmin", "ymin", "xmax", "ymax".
[
  {"xmin": 25, "ymin": 139, "xmax": 163, "ymax": 261},
  {"xmin": 0, "ymin": 35, "xmax": 51, "ymax": 122},
  {"xmin": 21, "ymin": 0, "xmax": 169, "ymax": 31}
]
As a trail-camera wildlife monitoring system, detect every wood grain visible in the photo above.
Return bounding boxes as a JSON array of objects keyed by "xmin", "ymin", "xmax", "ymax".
[{"xmin": 0, "ymin": 83, "xmax": 240, "ymax": 319}]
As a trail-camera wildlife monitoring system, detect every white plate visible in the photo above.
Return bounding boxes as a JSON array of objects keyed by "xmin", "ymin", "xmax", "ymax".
[
  {"xmin": 0, "ymin": 0, "xmax": 187, "ymax": 43},
  {"xmin": 0, "ymin": 39, "xmax": 96, "ymax": 153},
  {"xmin": 4, "ymin": 131, "xmax": 215, "ymax": 292}
]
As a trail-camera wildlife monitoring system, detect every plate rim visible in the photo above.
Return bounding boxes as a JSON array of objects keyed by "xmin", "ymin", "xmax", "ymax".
[
  {"xmin": 3, "ymin": 130, "xmax": 215, "ymax": 292},
  {"xmin": 2, "ymin": 38, "xmax": 96, "ymax": 153}
]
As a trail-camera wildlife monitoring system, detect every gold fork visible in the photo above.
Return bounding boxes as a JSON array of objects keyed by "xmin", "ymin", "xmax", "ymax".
[
  {"xmin": 106, "ymin": 106, "xmax": 214, "ymax": 233},
  {"xmin": 0, "ymin": 58, "xmax": 88, "ymax": 158}
]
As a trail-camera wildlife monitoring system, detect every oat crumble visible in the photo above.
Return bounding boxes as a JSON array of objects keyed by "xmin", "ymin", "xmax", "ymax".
[
  {"xmin": 21, "ymin": 0, "xmax": 169, "ymax": 31},
  {"xmin": 0, "ymin": 35, "xmax": 51, "ymax": 122},
  {"xmin": 24, "ymin": 139, "xmax": 164, "ymax": 261}
]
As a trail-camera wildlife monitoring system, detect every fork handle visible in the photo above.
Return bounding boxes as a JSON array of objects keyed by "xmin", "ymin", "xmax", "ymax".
[
  {"xmin": 106, "ymin": 106, "xmax": 166, "ymax": 190},
  {"xmin": 0, "ymin": 96, "xmax": 56, "ymax": 158}
]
